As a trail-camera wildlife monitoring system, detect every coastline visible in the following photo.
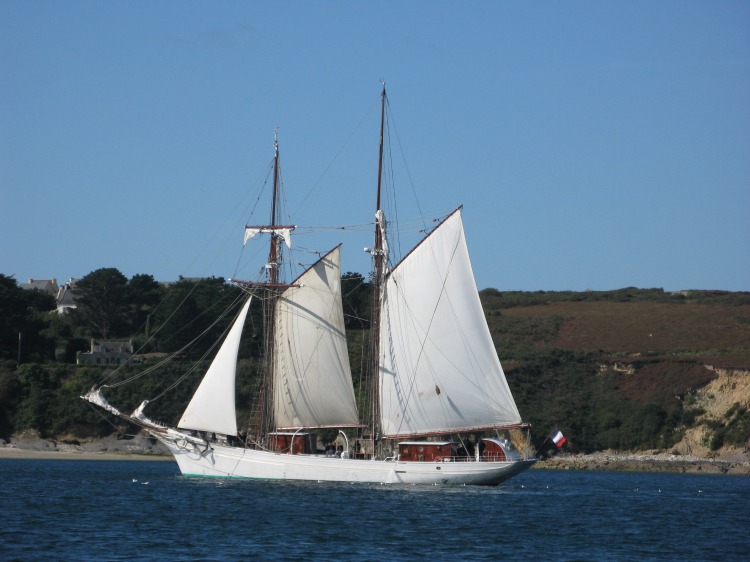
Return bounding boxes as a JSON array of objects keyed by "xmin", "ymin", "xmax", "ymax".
[
  {"xmin": 2, "ymin": 440, "xmax": 749, "ymax": 474},
  {"xmin": 0, "ymin": 430, "xmax": 171, "ymax": 462},
  {"xmin": 534, "ymin": 450, "xmax": 750, "ymax": 475},
  {"xmin": 0, "ymin": 446, "xmax": 171, "ymax": 461}
]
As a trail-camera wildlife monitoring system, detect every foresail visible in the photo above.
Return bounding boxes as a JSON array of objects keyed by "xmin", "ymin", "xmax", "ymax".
[
  {"xmin": 177, "ymin": 296, "xmax": 252, "ymax": 436},
  {"xmin": 379, "ymin": 209, "xmax": 521, "ymax": 437},
  {"xmin": 273, "ymin": 246, "xmax": 359, "ymax": 428}
]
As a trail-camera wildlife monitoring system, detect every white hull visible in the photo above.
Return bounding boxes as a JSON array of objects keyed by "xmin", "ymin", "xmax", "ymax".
[{"xmin": 154, "ymin": 433, "xmax": 536, "ymax": 486}]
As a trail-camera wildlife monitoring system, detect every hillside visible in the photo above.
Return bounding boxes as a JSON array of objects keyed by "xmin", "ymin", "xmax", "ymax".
[
  {"xmin": 1, "ymin": 286, "xmax": 748, "ymax": 458},
  {"xmin": 480, "ymin": 288, "xmax": 750, "ymax": 456}
]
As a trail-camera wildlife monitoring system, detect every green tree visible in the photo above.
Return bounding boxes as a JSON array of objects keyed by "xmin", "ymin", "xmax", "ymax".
[
  {"xmin": 341, "ymin": 272, "xmax": 371, "ymax": 329},
  {"xmin": 73, "ymin": 268, "xmax": 129, "ymax": 339},
  {"xmin": 0, "ymin": 360, "xmax": 22, "ymax": 436},
  {"xmin": 14, "ymin": 364, "xmax": 58, "ymax": 434},
  {"xmin": 126, "ymin": 273, "xmax": 165, "ymax": 336},
  {"xmin": 42, "ymin": 312, "xmax": 88, "ymax": 362},
  {"xmin": 150, "ymin": 277, "xmax": 242, "ymax": 356},
  {"xmin": 0, "ymin": 274, "xmax": 56, "ymax": 363}
]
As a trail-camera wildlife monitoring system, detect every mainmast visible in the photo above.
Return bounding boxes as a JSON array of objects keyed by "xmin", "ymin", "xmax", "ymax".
[{"xmin": 370, "ymin": 84, "xmax": 387, "ymax": 453}]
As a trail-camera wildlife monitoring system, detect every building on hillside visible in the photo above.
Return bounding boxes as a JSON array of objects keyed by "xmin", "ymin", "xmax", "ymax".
[
  {"xmin": 55, "ymin": 278, "xmax": 77, "ymax": 314},
  {"xmin": 21, "ymin": 278, "xmax": 59, "ymax": 296},
  {"xmin": 20, "ymin": 277, "xmax": 78, "ymax": 314},
  {"xmin": 77, "ymin": 340, "xmax": 135, "ymax": 366}
]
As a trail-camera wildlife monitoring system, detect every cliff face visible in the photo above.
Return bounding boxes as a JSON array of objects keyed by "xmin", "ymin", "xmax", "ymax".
[
  {"xmin": 700, "ymin": 367, "xmax": 750, "ymax": 413},
  {"xmin": 675, "ymin": 367, "xmax": 750, "ymax": 458}
]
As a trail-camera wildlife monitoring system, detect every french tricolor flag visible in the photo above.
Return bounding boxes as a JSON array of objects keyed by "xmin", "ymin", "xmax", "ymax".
[{"xmin": 550, "ymin": 429, "xmax": 566, "ymax": 448}]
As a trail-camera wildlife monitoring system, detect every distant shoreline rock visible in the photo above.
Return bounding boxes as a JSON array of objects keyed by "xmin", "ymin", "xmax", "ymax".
[
  {"xmin": 2, "ymin": 429, "xmax": 169, "ymax": 457},
  {"xmin": 535, "ymin": 450, "xmax": 750, "ymax": 475}
]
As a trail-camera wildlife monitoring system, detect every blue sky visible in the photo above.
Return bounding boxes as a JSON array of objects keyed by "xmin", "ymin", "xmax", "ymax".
[{"xmin": 2, "ymin": 1, "xmax": 749, "ymax": 292}]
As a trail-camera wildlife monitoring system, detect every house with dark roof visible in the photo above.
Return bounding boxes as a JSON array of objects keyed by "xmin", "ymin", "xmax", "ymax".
[
  {"xmin": 20, "ymin": 277, "xmax": 78, "ymax": 314},
  {"xmin": 21, "ymin": 278, "xmax": 59, "ymax": 296}
]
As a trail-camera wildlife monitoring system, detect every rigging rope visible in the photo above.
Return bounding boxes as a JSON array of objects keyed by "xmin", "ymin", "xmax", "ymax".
[
  {"xmin": 94, "ymin": 278, "xmax": 212, "ymax": 388},
  {"xmin": 147, "ymin": 293, "xmax": 247, "ymax": 402},
  {"xmin": 290, "ymin": 95, "xmax": 380, "ymax": 220},
  {"xmin": 102, "ymin": 292, "xmax": 246, "ymax": 401}
]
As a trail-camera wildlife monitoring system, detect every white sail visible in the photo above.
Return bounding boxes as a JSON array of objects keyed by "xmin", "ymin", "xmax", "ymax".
[
  {"xmin": 178, "ymin": 296, "xmax": 252, "ymax": 436},
  {"xmin": 379, "ymin": 209, "xmax": 521, "ymax": 437},
  {"xmin": 273, "ymin": 246, "xmax": 359, "ymax": 428}
]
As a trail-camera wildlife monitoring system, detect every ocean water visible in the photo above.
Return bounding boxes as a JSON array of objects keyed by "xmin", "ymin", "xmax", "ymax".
[{"xmin": 1, "ymin": 459, "xmax": 748, "ymax": 562}]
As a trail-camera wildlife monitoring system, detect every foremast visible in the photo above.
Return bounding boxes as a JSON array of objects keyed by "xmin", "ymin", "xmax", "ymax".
[
  {"xmin": 262, "ymin": 131, "xmax": 281, "ymax": 443},
  {"xmin": 237, "ymin": 129, "xmax": 359, "ymax": 448},
  {"xmin": 235, "ymin": 130, "xmax": 296, "ymax": 445}
]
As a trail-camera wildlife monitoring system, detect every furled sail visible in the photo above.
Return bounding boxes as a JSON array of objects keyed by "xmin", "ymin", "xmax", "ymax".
[
  {"xmin": 244, "ymin": 226, "xmax": 294, "ymax": 248},
  {"xmin": 273, "ymin": 246, "xmax": 359, "ymax": 429},
  {"xmin": 177, "ymin": 296, "xmax": 252, "ymax": 436},
  {"xmin": 378, "ymin": 209, "xmax": 521, "ymax": 437}
]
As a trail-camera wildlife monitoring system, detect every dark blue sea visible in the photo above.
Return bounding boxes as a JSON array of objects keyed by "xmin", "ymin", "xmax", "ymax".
[{"xmin": 1, "ymin": 459, "xmax": 748, "ymax": 561}]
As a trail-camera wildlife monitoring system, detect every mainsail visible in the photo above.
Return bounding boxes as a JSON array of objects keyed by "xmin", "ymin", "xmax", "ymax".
[
  {"xmin": 273, "ymin": 246, "xmax": 359, "ymax": 429},
  {"xmin": 177, "ymin": 296, "xmax": 252, "ymax": 436},
  {"xmin": 378, "ymin": 208, "xmax": 521, "ymax": 437}
]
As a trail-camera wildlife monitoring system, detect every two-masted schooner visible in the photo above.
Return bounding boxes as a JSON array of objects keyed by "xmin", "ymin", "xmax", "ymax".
[{"xmin": 83, "ymin": 87, "xmax": 537, "ymax": 485}]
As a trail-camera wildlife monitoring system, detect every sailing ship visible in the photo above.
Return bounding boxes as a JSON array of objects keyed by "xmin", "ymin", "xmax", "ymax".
[{"xmin": 83, "ymin": 87, "xmax": 537, "ymax": 485}]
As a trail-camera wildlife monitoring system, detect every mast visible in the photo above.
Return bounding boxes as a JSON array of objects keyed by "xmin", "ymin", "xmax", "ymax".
[
  {"xmin": 268, "ymin": 130, "xmax": 281, "ymax": 286},
  {"xmin": 237, "ymin": 131, "xmax": 299, "ymax": 445},
  {"xmin": 370, "ymin": 84, "xmax": 387, "ymax": 453},
  {"xmin": 260, "ymin": 130, "xmax": 282, "ymax": 442}
]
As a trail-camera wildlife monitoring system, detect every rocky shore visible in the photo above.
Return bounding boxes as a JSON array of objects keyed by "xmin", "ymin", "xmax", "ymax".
[
  {"xmin": 2, "ymin": 430, "xmax": 749, "ymax": 474},
  {"xmin": 535, "ymin": 450, "xmax": 750, "ymax": 475},
  {"xmin": 0, "ymin": 429, "xmax": 170, "ymax": 460}
]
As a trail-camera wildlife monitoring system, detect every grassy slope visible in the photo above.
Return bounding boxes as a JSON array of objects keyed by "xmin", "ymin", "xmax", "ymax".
[{"xmin": 480, "ymin": 290, "xmax": 750, "ymax": 452}]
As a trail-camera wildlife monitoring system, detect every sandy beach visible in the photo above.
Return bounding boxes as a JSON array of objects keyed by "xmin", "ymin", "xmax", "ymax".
[{"xmin": 0, "ymin": 447, "xmax": 171, "ymax": 461}]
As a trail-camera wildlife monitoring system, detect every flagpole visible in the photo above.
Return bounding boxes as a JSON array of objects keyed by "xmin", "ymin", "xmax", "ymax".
[{"xmin": 534, "ymin": 435, "xmax": 552, "ymax": 457}]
